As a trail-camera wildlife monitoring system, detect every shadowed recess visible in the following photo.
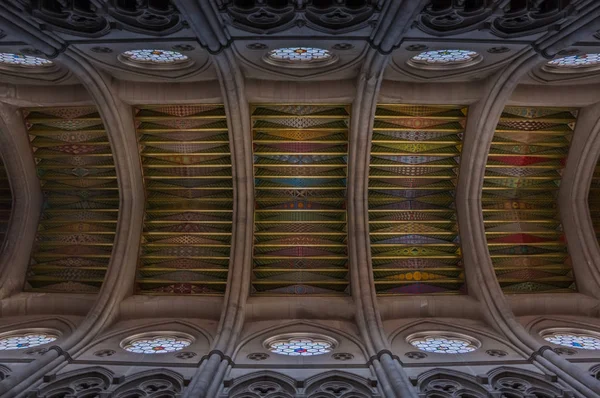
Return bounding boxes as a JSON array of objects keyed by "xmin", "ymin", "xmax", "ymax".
[
  {"xmin": 24, "ymin": 107, "xmax": 118, "ymax": 293},
  {"xmin": 134, "ymin": 105, "xmax": 233, "ymax": 295},
  {"xmin": 588, "ymin": 155, "xmax": 600, "ymax": 253},
  {"xmin": 0, "ymin": 156, "xmax": 10, "ymax": 248},
  {"xmin": 369, "ymin": 104, "xmax": 467, "ymax": 295},
  {"xmin": 251, "ymin": 104, "xmax": 349, "ymax": 295},
  {"xmin": 484, "ymin": 106, "xmax": 578, "ymax": 293}
]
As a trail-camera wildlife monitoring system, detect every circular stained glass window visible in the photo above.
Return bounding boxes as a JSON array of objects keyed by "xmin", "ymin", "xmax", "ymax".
[
  {"xmin": 121, "ymin": 332, "xmax": 193, "ymax": 354},
  {"xmin": 0, "ymin": 330, "xmax": 59, "ymax": 350},
  {"xmin": 264, "ymin": 334, "xmax": 338, "ymax": 357},
  {"xmin": 263, "ymin": 47, "xmax": 338, "ymax": 68},
  {"xmin": 407, "ymin": 49, "xmax": 482, "ymax": 70},
  {"xmin": 543, "ymin": 53, "xmax": 600, "ymax": 74},
  {"xmin": 542, "ymin": 329, "xmax": 600, "ymax": 350},
  {"xmin": 0, "ymin": 53, "xmax": 53, "ymax": 68},
  {"xmin": 407, "ymin": 332, "xmax": 479, "ymax": 354},
  {"xmin": 118, "ymin": 49, "xmax": 194, "ymax": 70}
]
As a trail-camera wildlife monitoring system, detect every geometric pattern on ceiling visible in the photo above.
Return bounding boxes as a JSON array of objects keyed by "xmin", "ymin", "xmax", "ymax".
[
  {"xmin": 369, "ymin": 104, "xmax": 467, "ymax": 295},
  {"xmin": 484, "ymin": 106, "xmax": 578, "ymax": 294},
  {"xmin": 24, "ymin": 107, "xmax": 118, "ymax": 293},
  {"xmin": 0, "ymin": 155, "xmax": 10, "ymax": 249},
  {"xmin": 588, "ymin": 152, "xmax": 600, "ymax": 258},
  {"xmin": 251, "ymin": 104, "xmax": 349, "ymax": 295},
  {"xmin": 134, "ymin": 105, "xmax": 233, "ymax": 295}
]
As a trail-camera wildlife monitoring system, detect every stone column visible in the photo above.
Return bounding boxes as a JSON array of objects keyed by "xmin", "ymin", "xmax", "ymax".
[
  {"xmin": 559, "ymin": 102, "xmax": 600, "ymax": 297},
  {"xmin": 0, "ymin": 103, "xmax": 43, "ymax": 299},
  {"xmin": 456, "ymin": 8, "xmax": 600, "ymax": 397},
  {"xmin": 0, "ymin": 10, "xmax": 145, "ymax": 394}
]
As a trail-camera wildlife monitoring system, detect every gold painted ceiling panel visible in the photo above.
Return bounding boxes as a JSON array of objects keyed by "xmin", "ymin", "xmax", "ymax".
[
  {"xmin": 252, "ymin": 104, "xmax": 349, "ymax": 295},
  {"xmin": 134, "ymin": 105, "xmax": 233, "ymax": 295},
  {"xmin": 484, "ymin": 106, "xmax": 578, "ymax": 293},
  {"xmin": 369, "ymin": 104, "xmax": 467, "ymax": 295},
  {"xmin": 24, "ymin": 107, "xmax": 118, "ymax": 293}
]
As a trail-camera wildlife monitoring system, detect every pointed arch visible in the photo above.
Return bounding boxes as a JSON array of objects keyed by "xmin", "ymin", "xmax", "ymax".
[
  {"xmin": 416, "ymin": 368, "xmax": 489, "ymax": 398},
  {"xmin": 487, "ymin": 367, "xmax": 571, "ymax": 398},
  {"xmin": 221, "ymin": 371, "xmax": 297, "ymax": 398},
  {"xmin": 304, "ymin": 370, "xmax": 379, "ymax": 397},
  {"xmin": 112, "ymin": 369, "xmax": 184, "ymax": 398},
  {"xmin": 33, "ymin": 367, "xmax": 113, "ymax": 398}
]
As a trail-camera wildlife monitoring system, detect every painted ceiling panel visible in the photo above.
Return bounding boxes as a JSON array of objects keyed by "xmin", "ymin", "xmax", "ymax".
[
  {"xmin": 0, "ymin": 157, "xmax": 10, "ymax": 248},
  {"xmin": 252, "ymin": 104, "xmax": 349, "ymax": 295},
  {"xmin": 135, "ymin": 105, "xmax": 233, "ymax": 295},
  {"xmin": 369, "ymin": 104, "xmax": 467, "ymax": 295},
  {"xmin": 24, "ymin": 107, "xmax": 118, "ymax": 293},
  {"xmin": 484, "ymin": 107, "xmax": 578, "ymax": 293}
]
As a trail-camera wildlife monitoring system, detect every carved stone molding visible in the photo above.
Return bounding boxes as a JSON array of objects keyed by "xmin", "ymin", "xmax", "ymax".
[
  {"xmin": 218, "ymin": 0, "xmax": 380, "ymax": 34},
  {"xmin": 418, "ymin": 0, "xmax": 501, "ymax": 36},
  {"xmin": 416, "ymin": 0, "xmax": 578, "ymax": 38},
  {"xmin": 13, "ymin": 0, "xmax": 184, "ymax": 37}
]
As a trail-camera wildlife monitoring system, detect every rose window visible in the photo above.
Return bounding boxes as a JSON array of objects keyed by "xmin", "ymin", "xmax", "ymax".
[
  {"xmin": 408, "ymin": 333, "xmax": 479, "ymax": 354},
  {"xmin": 264, "ymin": 47, "xmax": 338, "ymax": 67},
  {"xmin": 407, "ymin": 49, "xmax": 482, "ymax": 70},
  {"xmin": 544, "ymin": 53, "xmax": 600, "ymax": 73},
  {"xmin": 542, "ymin": 330, "xmax": 600, "ymax": 350},
  {"xmin": 121, "ymin": 333, "xmax": 193, "ymax": 354},
  {"xmin": 0, "ymin": 331, "xmax": 58, "ymax": 350},
  {"xmin": 118, "ymin": 49, "xmax": 194, "ymax": 69},
  {"xmin": 0, "ymin": 53, "xmax": 53, "ymax": 68},
  {"xmin": 264, "ymin": 334, "xmax": 338, "ymax": 356}
]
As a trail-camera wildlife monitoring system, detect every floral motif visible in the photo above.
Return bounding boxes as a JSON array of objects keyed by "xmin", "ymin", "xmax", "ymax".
[
  {"xmin": 267, "ymin": 337, "xmax": 333, "ymax": 356},
  {"xmin": 409, "ymin": 334, "xmax": 478, "ymax": 354},
  {"xmin": 0, "ymin": 332, "xmax": 57, "ymax": 350},
  {"xmin": 543, "ymin": 331, "xmax": 600, "ymax": 350},
  {"xmin": 123, "ymin": 335, "xmax": 192, "ymax": 354}
]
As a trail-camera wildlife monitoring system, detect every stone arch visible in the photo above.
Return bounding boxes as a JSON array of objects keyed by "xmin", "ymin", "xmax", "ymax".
[
  {"xmin": 304, "ymin": 370, "xmax": 379, "ymax": 397},
  {"xmin": 111, "ymin": 369, "xmax": 184, "ymax": 398},
  {"xmin": 33, "ymin": 367, "xmax": 113, "ymax": 398},
  {"xmin": 487, "ymin": 367, "xmax": 570, "ymax": 398},
  {"xmin": 221, "ymin": 370, "xmax": 297, "ymax": 398},
  {"xmin": 416, "ymin": 368, "xmax": 489, "ymax": 398}
]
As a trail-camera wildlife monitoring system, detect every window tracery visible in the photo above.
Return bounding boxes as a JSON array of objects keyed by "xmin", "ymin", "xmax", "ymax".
[
  {"xmin": 32, "ymin": 368, "xmax": 113, "ymax": 398},
  {"xmin": 407, "ymin": 50, "xmax": 482, "ymax": 70},
  {"xmin": 488, "ymin": 368, "xmax": 569, "ymax": 398},
  {"xmin": 542, "ymin": 329, "xmax": 600, "ymax": 350},
  {"xmin": 0, "ymin": 53, "xmax": 53, "ymax": 69},
  {"xmin": 0, "ymin": 329, "xmax": 58, "ymax": 350},
  {"xmin": 225, "ymin": 372, "xmax": 296, "ymax": 398},
  {"xmin": 407, "ymin": 332, "xmax": 480, "ymax": 354},
  {"xmin": 264, "ymin": 334, "xmax": 337, "ymax": 356},
  {"xmin": 118, "ymin": 49, "xmax": 194, "ymax": 70},
  {"xmin": 263, "ymin": 47, "xmax": 338, "ymax": 68},
  {"xmin": 543, "ymin": 53, "xmax": 600, "ymax": 74},
  {"xmin": 120, "ymin": 332, "xmax": 193, "ymax": 354}
]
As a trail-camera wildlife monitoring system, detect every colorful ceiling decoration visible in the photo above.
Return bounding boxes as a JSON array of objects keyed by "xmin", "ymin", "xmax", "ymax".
[
  {"xmin": 484, "ymin": 106, "xmax": 578, "ymax": 293},
  {"xmin": 134, "ymin": 105, "xmax": 233, "ymax": 295},
  {"xmin": 251, "ymin": 104, "xmax": 349, "ymax": 295},
  {"xmin": 0, "ymin": 157, "xmax": 10, "ymax": 248},
  {"xmin": 369, "ymin": 104, "xmax": 467, "ymax": 295},
  {"xmin": 24, "ymin": 107, "xmax": 118, "ymax": 293},
  {"xmin": 589, "ymin": 157, "xmax": 600, "ymax": 248}
]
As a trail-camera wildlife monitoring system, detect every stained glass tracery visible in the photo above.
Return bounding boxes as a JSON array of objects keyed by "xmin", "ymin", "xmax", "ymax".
[
  {"xmin": 545, "ymin": 53, "xmax": 600, "ymax": 72},
  {"xmin": 543, "ymin": 331, "xmax": 600, "ymax": 350},
  {"xmin": 266, "ymin": 336, "xmax": 334, "ymax": 356},
  {"xmin": 484, "ymin": 107, "xmax": 578, "ymax": 293},
  {"xmin": 264, "ymin": 47, "xmax": 336, "ymax": 66},
  {"xmin": 120, "ymin": 49, "xmax": 189, "ymax": 65},
  {"xmin": 135, "ymin": 105, "xmax": 233, "ymax": 295},
  {"xmin": 252, "ymin": 105, "xmax": 349, "ymax": 295},
  {"xmin": 122, "ymin": 334, "xmax": 192, "ymax": 354},
  {"xmin": 408, "ymin": 50, "xmax": 481, "ymax": 69},
  {"xmin": 24, "ymin": 107, "xmax": 118, "ymax": 293},
  {"xmin": 0, "ymin": 53, "xmax": 53, "ymax": 68},
  {"xmin": 408, "ymin": 334, "xmax": 478, "ymax": 354},
  {"xmin": 0, "ymin": 331, "xmax": 58, "ymax": 350},
  {"xmin": 369, "ymin": 105, "xmax": 467, "ymax": 295}
]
